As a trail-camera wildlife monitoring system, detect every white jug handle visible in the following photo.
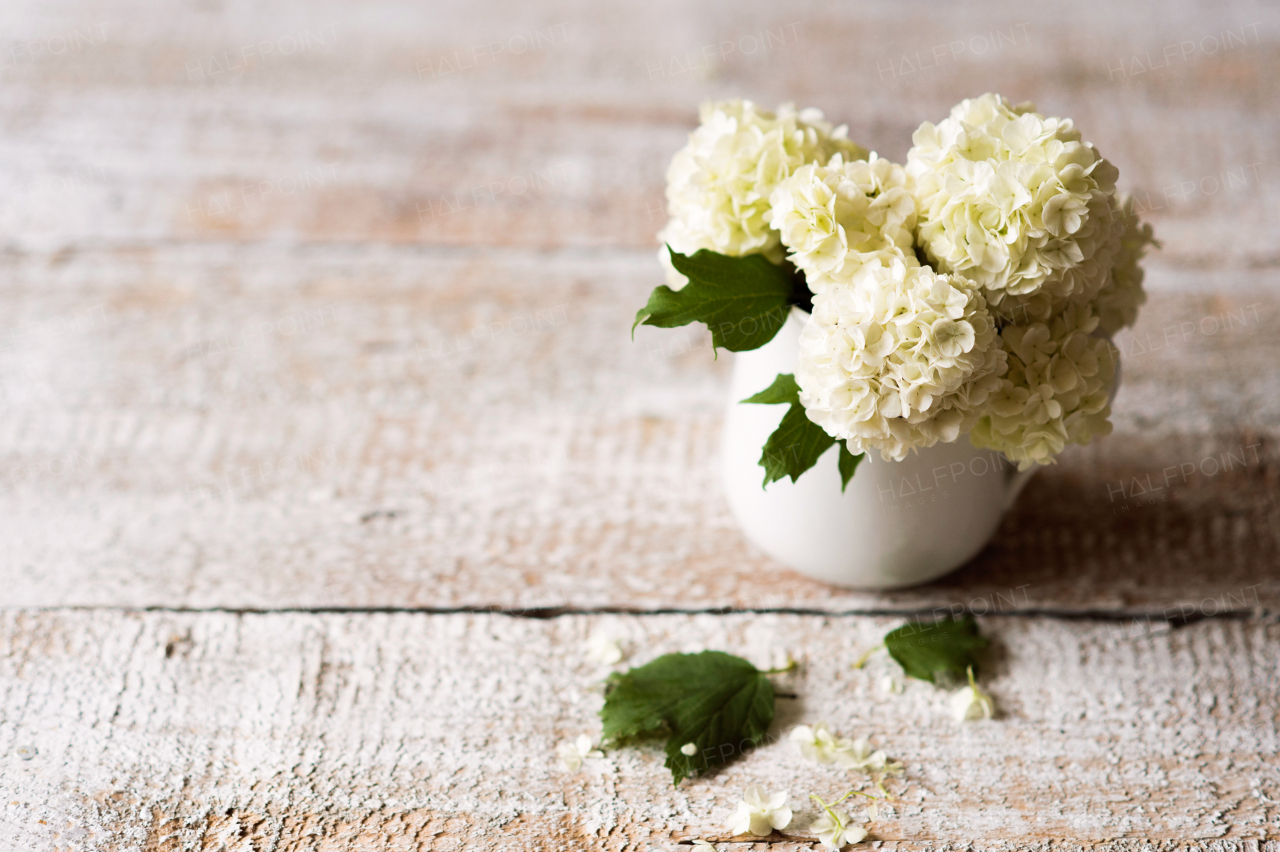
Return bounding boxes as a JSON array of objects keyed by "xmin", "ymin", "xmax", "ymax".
[{"xmin": 1002, "ymin": 463, "xmax": 1038, "ymax": 512}]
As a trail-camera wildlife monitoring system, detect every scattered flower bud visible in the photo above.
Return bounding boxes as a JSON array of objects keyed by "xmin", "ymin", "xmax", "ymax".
[
  {"xmin": 835, "ymin": 737, "xmax": 888, "ymax": 771},
  {"xmin": 726, "ymin": 785, "xmax": 793, "ymax": 836},
  {"xmin": 793, "ymin": 724, "xmax": 896, "ymax": 774},
  {"xmin": 790, "ymin": 722, "xmax": 843, "ymax": 764},
  {"xmin": 810, "ymin": 792, "xmax": 871, "ymax": 849},
  {"xmin": 950, "ymin": 666, "xmax": 995, "ymax": 721},
  {"xmin": 556, "ymin": 735, "xmax": 603, "ymax": 771},
  {"xmin": 586, "ymin": 630, "xmax": 624, "ymax": 665},
  {"xmin": 811, "ymin": 808, "xmax": 868, "ymax": 850}
]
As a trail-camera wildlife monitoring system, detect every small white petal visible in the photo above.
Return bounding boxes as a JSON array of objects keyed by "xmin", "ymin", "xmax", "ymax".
[
  {"xmin": 950, "ymin": 683, "xmax": 996, "ymax": 721},
  {"xmin": 585, "ymin": 631, "xmax": 624, "ymax": 665},
  {"xmin": 556, "ymin": 740, "xmax": 583, "ymax": 772},
  {"xmin": 728, "ymin": 786, "xmax": 791, "ymax": 836},
  {"xmin": 726, "ymin": 802, "xmax": 753, "ymax": 835}
]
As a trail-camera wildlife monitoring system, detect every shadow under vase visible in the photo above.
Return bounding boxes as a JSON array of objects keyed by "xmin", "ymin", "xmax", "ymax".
[{"xmin": 926, "ymin": 430, "xmax": 1278, "ymax": 615}]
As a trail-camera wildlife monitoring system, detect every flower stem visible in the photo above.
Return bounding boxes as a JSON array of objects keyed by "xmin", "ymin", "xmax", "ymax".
[
  {"xmin": 852, "ymin": 643, "xmax": 884, "ymax": 669},
  {"xmin": 809, "ymin": 794, "xmax": 845, "ymax": 832},
  {"xmin": 830, "ymin": 789, "xmax": 859, "ymax": 807},
  {"xmin": 760, "ymin": 659, "xmax": 797, "ymax": 675}
]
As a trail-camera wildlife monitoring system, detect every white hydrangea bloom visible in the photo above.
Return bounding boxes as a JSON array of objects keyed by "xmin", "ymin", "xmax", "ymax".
[
  {"xmin": 796, "ymin": 260, "xmax": 1006, "ymax": 461},
  {"xmin": 907, "ymin": 93, "xmax": 1120, "ymax": 306},
  {"xmin": 990, "ymin": 195, "xmax": 1129, "ymax": 327},
  {"xmin": 657, "ymin": 99, "xmax": 868, "ymax": 288},
  {"xmin": 969, "ymin": 301, "xmax": 1117, "ymax": 469},
  {"xmin": 769, "ymin": 153, "xmax": 918, "ymax": 294},
  {"xmin": 1094, "ymin": 195, "xmax": 1156, "ymax": 336}
]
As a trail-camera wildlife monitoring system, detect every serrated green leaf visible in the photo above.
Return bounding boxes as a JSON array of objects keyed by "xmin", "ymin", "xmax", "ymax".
[
  {"xmin": 740, "ymin": 373, "xmax": 800, "ymax": 406},
  {"xmin": 883, "ymin": 615, "xmax": 989, "ymax": 685},
  {"xmin": 838, "ymin": 442, "xmax": 865, "ymax": 492},
  {"xmin": 600, "ymin": 651, "xmax": 775, "ymax": 786},
  {"xmin": 759, "ymin": 405, "xmax": 836, "ymax": 487},
  {"xmin": 632, "ymin": 248, "xmax": 792, "ymax": 352},
  {"xmin": 742, "ymin": 373, "xmax": 838, "ymax": 487}
]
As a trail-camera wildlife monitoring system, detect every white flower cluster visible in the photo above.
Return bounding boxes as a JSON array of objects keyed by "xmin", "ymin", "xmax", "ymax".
[
  {"xmin": 656, "ymin": 94, "xmax": 1154, "ymax": 468},
  {"xmin": 907, "ymin": 93, "xmax": 1121, "ymax": 308},
  {"xmin": 795, "ymin": 260, "xmax": 1005, "ymax": 461},
  {"xmin": 1094, "ymin": 195, "xmax": 1157, "ymax": 336},
  {"xmin": 968, "ymin": 302, "xmax": 1117, "ymax": 469},
  {"xmin": 657, "ymin": 99, "xmax": 866, "ymax": 288},
  {"xmin": 768, "ymin": 154, "xmax": 917, "ymax": 293}
]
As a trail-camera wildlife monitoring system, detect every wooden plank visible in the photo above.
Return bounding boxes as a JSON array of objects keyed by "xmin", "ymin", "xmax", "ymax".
[
  {"xmin": 0, "ymin": 1, "xmax": 1273, "ymax": 260},
  {"xmin": 0, "ymin": 245, "xmax": 1276, "ymax": 613},
  {"xmin": 0, "ymin": 610, "xmax": 1275, "ymax": 849}
]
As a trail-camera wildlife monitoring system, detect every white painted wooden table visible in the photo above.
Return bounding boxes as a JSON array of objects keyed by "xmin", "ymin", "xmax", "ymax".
[{"xmin": 0, "ymin": 1, "xmax": 1278, "ymax": 849}]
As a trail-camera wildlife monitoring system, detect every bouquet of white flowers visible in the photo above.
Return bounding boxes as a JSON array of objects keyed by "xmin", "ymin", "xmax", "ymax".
[{"xmin": 636, "ymin": 94, "xmax": 1156, "ymax": 488}]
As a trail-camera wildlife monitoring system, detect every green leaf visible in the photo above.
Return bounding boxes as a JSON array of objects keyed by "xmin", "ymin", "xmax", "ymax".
[
  {"xmin": 883, "ymin": 616, "xmax": 989, "ymax": 685},
  {"xmin": 742, "ymin": 372, "xmax": 838, "ymax": 487},
  {"xmin": 759, "ymin": 405, "xmax": 835, "ymax": 487},
  {"xmin": 838, "ymin": 442, "xmax": 865, "ymax": 492},
  {"xmin": 740, "ymin": 372, "xmax": 800, "ymax": 406},
  {"xmin": 600, "ymin": 651, "xmax": 775, "ymax": 786},
  {"xmin": 632, "ymin": 247, "xmax": 792, "ymax": 352}
]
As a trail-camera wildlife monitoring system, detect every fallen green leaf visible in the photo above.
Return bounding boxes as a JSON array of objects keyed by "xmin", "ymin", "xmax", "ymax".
[
  {"xmin": 883, "ymin": 615, "xmax": 989, "ymax": 685},
  {"xmin": 600, "ymin": 651, "xmax": 775, "ymax": 786}
]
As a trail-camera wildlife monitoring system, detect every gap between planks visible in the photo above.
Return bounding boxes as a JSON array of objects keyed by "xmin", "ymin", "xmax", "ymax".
[{"xmin": 4, "ymin": 604, "xmax": 1272, "ymax": 623}]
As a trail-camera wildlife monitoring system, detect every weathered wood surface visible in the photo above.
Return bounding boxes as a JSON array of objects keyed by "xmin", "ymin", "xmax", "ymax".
[
  {"xmin": 0, "ymin": 0, "xmax": 1277, "ymax": 613},
  {"xmin": 2, "ymin": 0, "xmax": 1279, "ymax": 849},
  {"xmin": 0, "ymin": 0, "xmax": 1275, "ymax": 262},
  {"xmin": 0, "ymin": 246, "xmax": 1276, "ymax": 613},
  {"xmin": 1, "ymin": 611, "xmax": 1277, "ymax": 851},
  {"xmin": 0, "ymin": 0, "xmax": 1276, "ymax": 614}
]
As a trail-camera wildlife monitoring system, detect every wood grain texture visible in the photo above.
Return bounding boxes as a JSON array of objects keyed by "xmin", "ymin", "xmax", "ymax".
[
  {"xmin": 0, "ymin": 610, "xmax": 1277, "ymax": 850},
  {"xmin": 1, "ymin": 1, "xmax": 1277, "ymax": 848},
  {"xmin": 0, "ymin": 0, "xmax": 1276, "ymax": 614},
  {"xmin": 0, "ymin": 0, "xmax": 1274, "ymax": 264},
  {"xmin": 0, "ymin": 245, "xmax": 1276, "ymax": 613}
]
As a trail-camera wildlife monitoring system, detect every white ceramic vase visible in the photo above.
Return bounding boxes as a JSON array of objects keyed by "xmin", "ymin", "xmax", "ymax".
[{"xmin": 721, "ymin": 308, "xmax": 1038, "ymax": 589}]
